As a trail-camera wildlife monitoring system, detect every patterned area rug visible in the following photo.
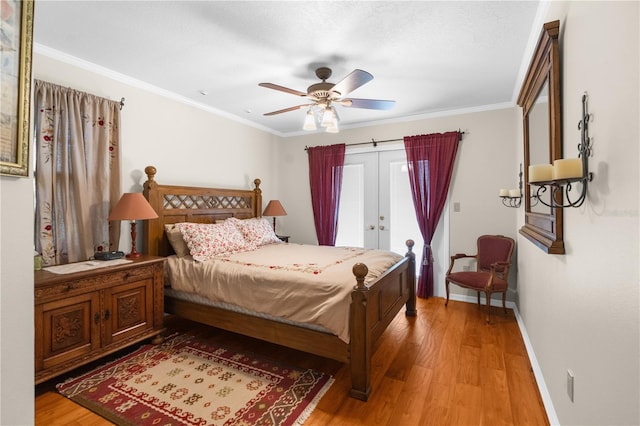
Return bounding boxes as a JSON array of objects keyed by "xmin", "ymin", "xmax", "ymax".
[{"xmin": 57, "ymin": 334, "xmax": 333, "ymax": 426}]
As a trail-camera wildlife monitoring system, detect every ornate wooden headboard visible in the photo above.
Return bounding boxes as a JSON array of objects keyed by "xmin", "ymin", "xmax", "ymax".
[{"xmin": 142, "ymin": 166, "xmax": 262, "ymax": 257}]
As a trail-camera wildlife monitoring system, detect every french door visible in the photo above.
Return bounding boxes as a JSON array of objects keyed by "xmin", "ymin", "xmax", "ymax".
[{"xmin": 335, "ymin": 150, "xmax": 424, "ymax": 264}]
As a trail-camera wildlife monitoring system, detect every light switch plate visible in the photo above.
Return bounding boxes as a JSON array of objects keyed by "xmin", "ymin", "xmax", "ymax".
[{"xmin": 567, "ymin": 369, "xmax": 574, "ymax": 402}]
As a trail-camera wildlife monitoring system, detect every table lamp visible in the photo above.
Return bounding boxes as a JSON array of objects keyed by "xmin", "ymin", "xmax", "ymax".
[
  {"xmin": 108, "ymin": 193, "xmax": 158, "ymax": 258},
  {"xmin": 262, "ymin": 200, "xmax": 287, "ymax": 232}
]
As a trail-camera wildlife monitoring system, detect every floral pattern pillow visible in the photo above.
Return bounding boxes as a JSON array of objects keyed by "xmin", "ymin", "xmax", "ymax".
[
  {"xmin": 175, "ymin": 221, "xmax": 250, "ymax": 261},
  {"xmin": 229, "ymin": 217, "xmax": 282, "ymax": 247}
]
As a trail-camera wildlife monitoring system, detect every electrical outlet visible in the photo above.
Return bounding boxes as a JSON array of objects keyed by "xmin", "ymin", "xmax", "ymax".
[
  {"xmin": 453, "ymin": 202, "xmax": 461, "ymax": 212},
  {"xmin": 567, "ymin": 369, "xmax": 575, "ymax": 402}
]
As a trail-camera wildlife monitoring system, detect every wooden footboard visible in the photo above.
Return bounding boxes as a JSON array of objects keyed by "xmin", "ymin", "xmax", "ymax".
[{"xmin": 142, "ymin": 166, "xmax": 417, "ymax": 401}]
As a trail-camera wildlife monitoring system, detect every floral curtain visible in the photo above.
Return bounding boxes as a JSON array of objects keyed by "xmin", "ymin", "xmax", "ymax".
[
  {"xmin": 307, "ymin": 143, "xmax": 346, "ymax": 246},
  {"xmin": 404, "ymin": 131, "xmax": 460, "ymax": 298},
  {"xmin": 34, "ymin": 80, "xmax": 121, "ymax": 265}
]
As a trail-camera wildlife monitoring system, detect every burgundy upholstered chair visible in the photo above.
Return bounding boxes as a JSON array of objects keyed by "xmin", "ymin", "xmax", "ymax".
[{"xmin": 445, "ymin": 235, "xmax": 515, "ymax": 323}]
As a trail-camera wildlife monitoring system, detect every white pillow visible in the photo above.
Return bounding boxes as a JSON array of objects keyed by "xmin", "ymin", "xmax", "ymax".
[
  {"xmin": 175, "ymin": 221, "xmax": 250, "ymax": 261},
  {"xmin": 164, "ymin": 224, "xmax": 190, "ymax": 257},
  {"xmin": 229, "ymin": 217, "xmax": 282, "ymax": 247}
]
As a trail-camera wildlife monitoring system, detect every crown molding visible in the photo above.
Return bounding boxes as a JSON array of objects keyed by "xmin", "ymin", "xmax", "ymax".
[
  {"xmin": 34, "ymin": 43, "xmax": 519, "ymax": 139},
  {"xmin": 33, "ymin": 43, "xmax": 283, "ymax": 137}
]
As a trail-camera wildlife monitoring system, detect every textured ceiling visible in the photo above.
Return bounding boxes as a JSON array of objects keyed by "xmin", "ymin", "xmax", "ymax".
[{"xmin": 33, "ymin": 1, "xmax": 543, "ymax": 136}]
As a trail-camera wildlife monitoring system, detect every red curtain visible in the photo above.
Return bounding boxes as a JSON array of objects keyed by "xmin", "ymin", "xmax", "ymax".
[
  {"xmin": 404, "ymin": 132, "xmax": 460, "ymax": 298},
  {"xmin": 307, "ymin": 144, "xmax": 346, "ymax": 246}
]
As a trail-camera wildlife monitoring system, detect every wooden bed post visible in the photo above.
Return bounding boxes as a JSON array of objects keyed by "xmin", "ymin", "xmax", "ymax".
[
  {"xmin": 253, "ymin": 178, "xmax": 262, "ymax": 218},
  {"xmin": 143, "ymin": 166, "xmax": 161, "ymax": 256},
  {"xmin": 405, "ymin": 239, "xmax": 417, "ymax": 316},
  {"xmin": 350, "ymin": 262, "xmax": 372, "ymax": 401}
]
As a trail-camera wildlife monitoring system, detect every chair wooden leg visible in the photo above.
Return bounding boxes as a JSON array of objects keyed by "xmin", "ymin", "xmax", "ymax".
[
  {"xmin": 502, "ymin": 291, "xmax": 507, "ymax": 316},
  {"xmin": 485, "ymin": 291, "xmax": 491, "ymax": 323},
  {"xmin": 477, "ymin": 291, "xmax": 481, "ymax": 306},
  {"xmin": 445, "ymin": 280, "xmax": 450, "ymax": 306}
]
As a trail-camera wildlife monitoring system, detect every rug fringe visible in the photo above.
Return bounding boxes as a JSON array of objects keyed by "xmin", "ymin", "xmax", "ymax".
[{"xmin": 292, "ymin": 376, "xmax": 335, "ymax": 425}]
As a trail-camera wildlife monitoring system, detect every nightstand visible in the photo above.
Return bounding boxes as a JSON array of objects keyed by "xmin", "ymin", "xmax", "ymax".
[
  {"xmin": 34, "ymin": 255, "xmax": 165, "ymax": 384},
  {"xmin": 277, "ymin": 235, "xmax": 290, "ymax": 242}
]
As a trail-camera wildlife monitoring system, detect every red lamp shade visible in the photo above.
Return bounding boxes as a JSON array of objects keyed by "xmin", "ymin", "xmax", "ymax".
[
  {"xmin": 108, "ymin": 193, "xmax": 158, "ymax": 258},
  {"xmin": 108, "ymin": 193, "xmax": 158, "ymax": 221},
  {"xmin": 263, "ymin": 200, "xmax": 287, "ymax": 232}
]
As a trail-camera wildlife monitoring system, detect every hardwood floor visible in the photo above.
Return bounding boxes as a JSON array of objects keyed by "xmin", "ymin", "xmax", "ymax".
[{"xmin": 35, "ymin": 297, "xmax": 549, "ymax": 425}]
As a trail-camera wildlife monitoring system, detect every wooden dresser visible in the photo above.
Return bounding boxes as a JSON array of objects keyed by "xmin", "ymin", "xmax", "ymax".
[{"xmin": 34, "ymin": 256, "xmax": 165, "ymax": 384}]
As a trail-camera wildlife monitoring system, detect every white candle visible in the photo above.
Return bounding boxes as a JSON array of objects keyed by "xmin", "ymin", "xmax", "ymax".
[
  {"xmin": 529, "ymin": 164, "xmax": 554, "ymax": 182},
  {"xmin": 509, "ymin": 189, "xmax": 521, "ymax": 198},
  {"xmin": 553, "ymin": 158, "xmax": 583, "ymax": 180},
  {"xmin": 499, "ymin": 188, "xmax": 509, "ymax": 197}
]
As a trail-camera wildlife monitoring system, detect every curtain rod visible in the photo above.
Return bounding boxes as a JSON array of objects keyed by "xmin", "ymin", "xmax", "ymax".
[
  {"xmin": 304, "ymin": 130, "xmax": 465, "ymax": 151},
  {"xmin": 35, "ymin": 80, "xmax": 125, "ymax": 111}
]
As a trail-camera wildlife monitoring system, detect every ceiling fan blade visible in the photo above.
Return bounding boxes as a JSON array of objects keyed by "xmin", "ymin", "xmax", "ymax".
[
  {"xmin": 263, "ymin": 104, "xmax": 313, "ymax": 116},
  {"xmin": 259, "ymin": 82, "xmax": 308, "ymax": 97},
  {"xmin": 330, "ymin": 69, "xmax": 373, "ymax": 96},
  {"xmin": 341, "ymin": 98, "xmax": 396, "ymax": 110}
]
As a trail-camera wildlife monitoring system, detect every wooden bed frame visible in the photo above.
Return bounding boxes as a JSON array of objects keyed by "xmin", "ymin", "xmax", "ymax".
[{"xmin": 142, "ymin": 165, "xmax": 416, "ymax": 400}]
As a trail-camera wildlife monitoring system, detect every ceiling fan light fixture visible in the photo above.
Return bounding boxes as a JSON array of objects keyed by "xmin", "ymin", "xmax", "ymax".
[
  {"xmin": 303, "ymin": 109, "xmax": 317, "ymax": 131},
  {"xmin": 330, "ymin": 107, "xmax": 339, "ymax": 126},
  {"xmin": 326, "ymin": 122, "xmax": 339, "ymax": 133},
  {"xmin": 320, "ymin": 107, "xmax": 334, "ymax": 127},
  {"xmin": 260, "ymin": 67, "xmax": 394, "ymax": 132}
]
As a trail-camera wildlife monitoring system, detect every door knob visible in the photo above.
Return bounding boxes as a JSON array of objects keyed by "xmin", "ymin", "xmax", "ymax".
[
  {"xmin": 379, "ymin": 225, "xmax": 385, "ymax": 230},
  {"xmin": 379, "ymin": 215, "xmax": 385, "ymax": 220},
  {"xmin": 368, "ymin": 225, "xmax": 375, "ymax": 230}
]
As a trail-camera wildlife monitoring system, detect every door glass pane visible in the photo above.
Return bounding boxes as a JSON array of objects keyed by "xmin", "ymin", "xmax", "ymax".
[
  {"xmin": 335, "ymin": 164, "xmax": 364, "ymax": 247},
  {"xmin": 389, "ymin": 161, "xmax": 423, "ymax": 267}
]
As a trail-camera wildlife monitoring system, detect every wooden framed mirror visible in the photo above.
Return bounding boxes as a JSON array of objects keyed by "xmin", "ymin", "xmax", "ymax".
[{"xmin": 517, "ymin": 20, "xmax": 565, "ymax": 254}]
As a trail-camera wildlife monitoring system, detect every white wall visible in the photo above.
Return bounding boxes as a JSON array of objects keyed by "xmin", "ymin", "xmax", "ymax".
[
  {"xmin": 0, "ymin": 176, "xmax": 35, "ymax": 425},
  {"xmin": 516, "ymin": 2, "xmax": 639, "ymax": 425},
  {"xmin": 276, "ymin": 107, "xmax": 519, "ymax": 299}
]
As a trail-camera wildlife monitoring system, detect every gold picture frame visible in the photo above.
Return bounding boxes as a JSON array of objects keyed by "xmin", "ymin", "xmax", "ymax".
[{"xmin": 0, "ymin": 0, "xmax": 34, "ymax": 177}]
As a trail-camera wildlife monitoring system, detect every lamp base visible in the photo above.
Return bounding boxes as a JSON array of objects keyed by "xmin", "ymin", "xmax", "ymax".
[{"xmin": 128, "ymin": 221, "xmax": 143, "ymax": 258}]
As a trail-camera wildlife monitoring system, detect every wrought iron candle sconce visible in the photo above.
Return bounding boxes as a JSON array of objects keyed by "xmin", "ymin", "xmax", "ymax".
[
  {"xmin": 499, "ymin": 164, "xmax": 524, "ymax": 208},
  {"xmin": 499, "ymin": 163, "xmax": 540, "ymax": 208},
  {"xmin": 529, "ymin": 92, "xmax": 594, "ymax": 208}
]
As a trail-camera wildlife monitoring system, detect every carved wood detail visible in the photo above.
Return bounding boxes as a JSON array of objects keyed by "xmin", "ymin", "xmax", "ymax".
[
  {"xmin": 52, "ymin": 310, "xmax": 83, "ymax": 350},
  {"xmin": 163, "ymin": 194, "xmax": 253, "ymax": 210},
  {"xmin": 34, "ymin": 265, "xmax": 153, "ymax": 302},
  {"xmin": 117, "ymin": 293, "xmax": 141, "ymax": 327}
]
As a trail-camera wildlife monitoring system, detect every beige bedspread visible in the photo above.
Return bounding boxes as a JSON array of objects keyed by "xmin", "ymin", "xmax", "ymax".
[{"xmin": 165, "ymin": 243, "xmax": 403, "ymax": 343}]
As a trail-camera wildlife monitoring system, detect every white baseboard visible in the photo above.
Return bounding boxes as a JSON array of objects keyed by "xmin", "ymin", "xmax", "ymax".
[
  {"xmin": 511, "ymin": 303, "xmax": 560, "ymax": 425},
  {"xmin": 447, "ymin": 292, "xmax": 507, "ymax": 307},
  {"xmin": 447, "ymin": 294, "xmax": 560, "ymax": 425}
]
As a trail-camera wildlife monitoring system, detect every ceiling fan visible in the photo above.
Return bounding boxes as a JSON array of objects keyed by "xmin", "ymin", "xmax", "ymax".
[{"xmin": 259, "ymin": 67, "xmax": 395, "ymax": 132}]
